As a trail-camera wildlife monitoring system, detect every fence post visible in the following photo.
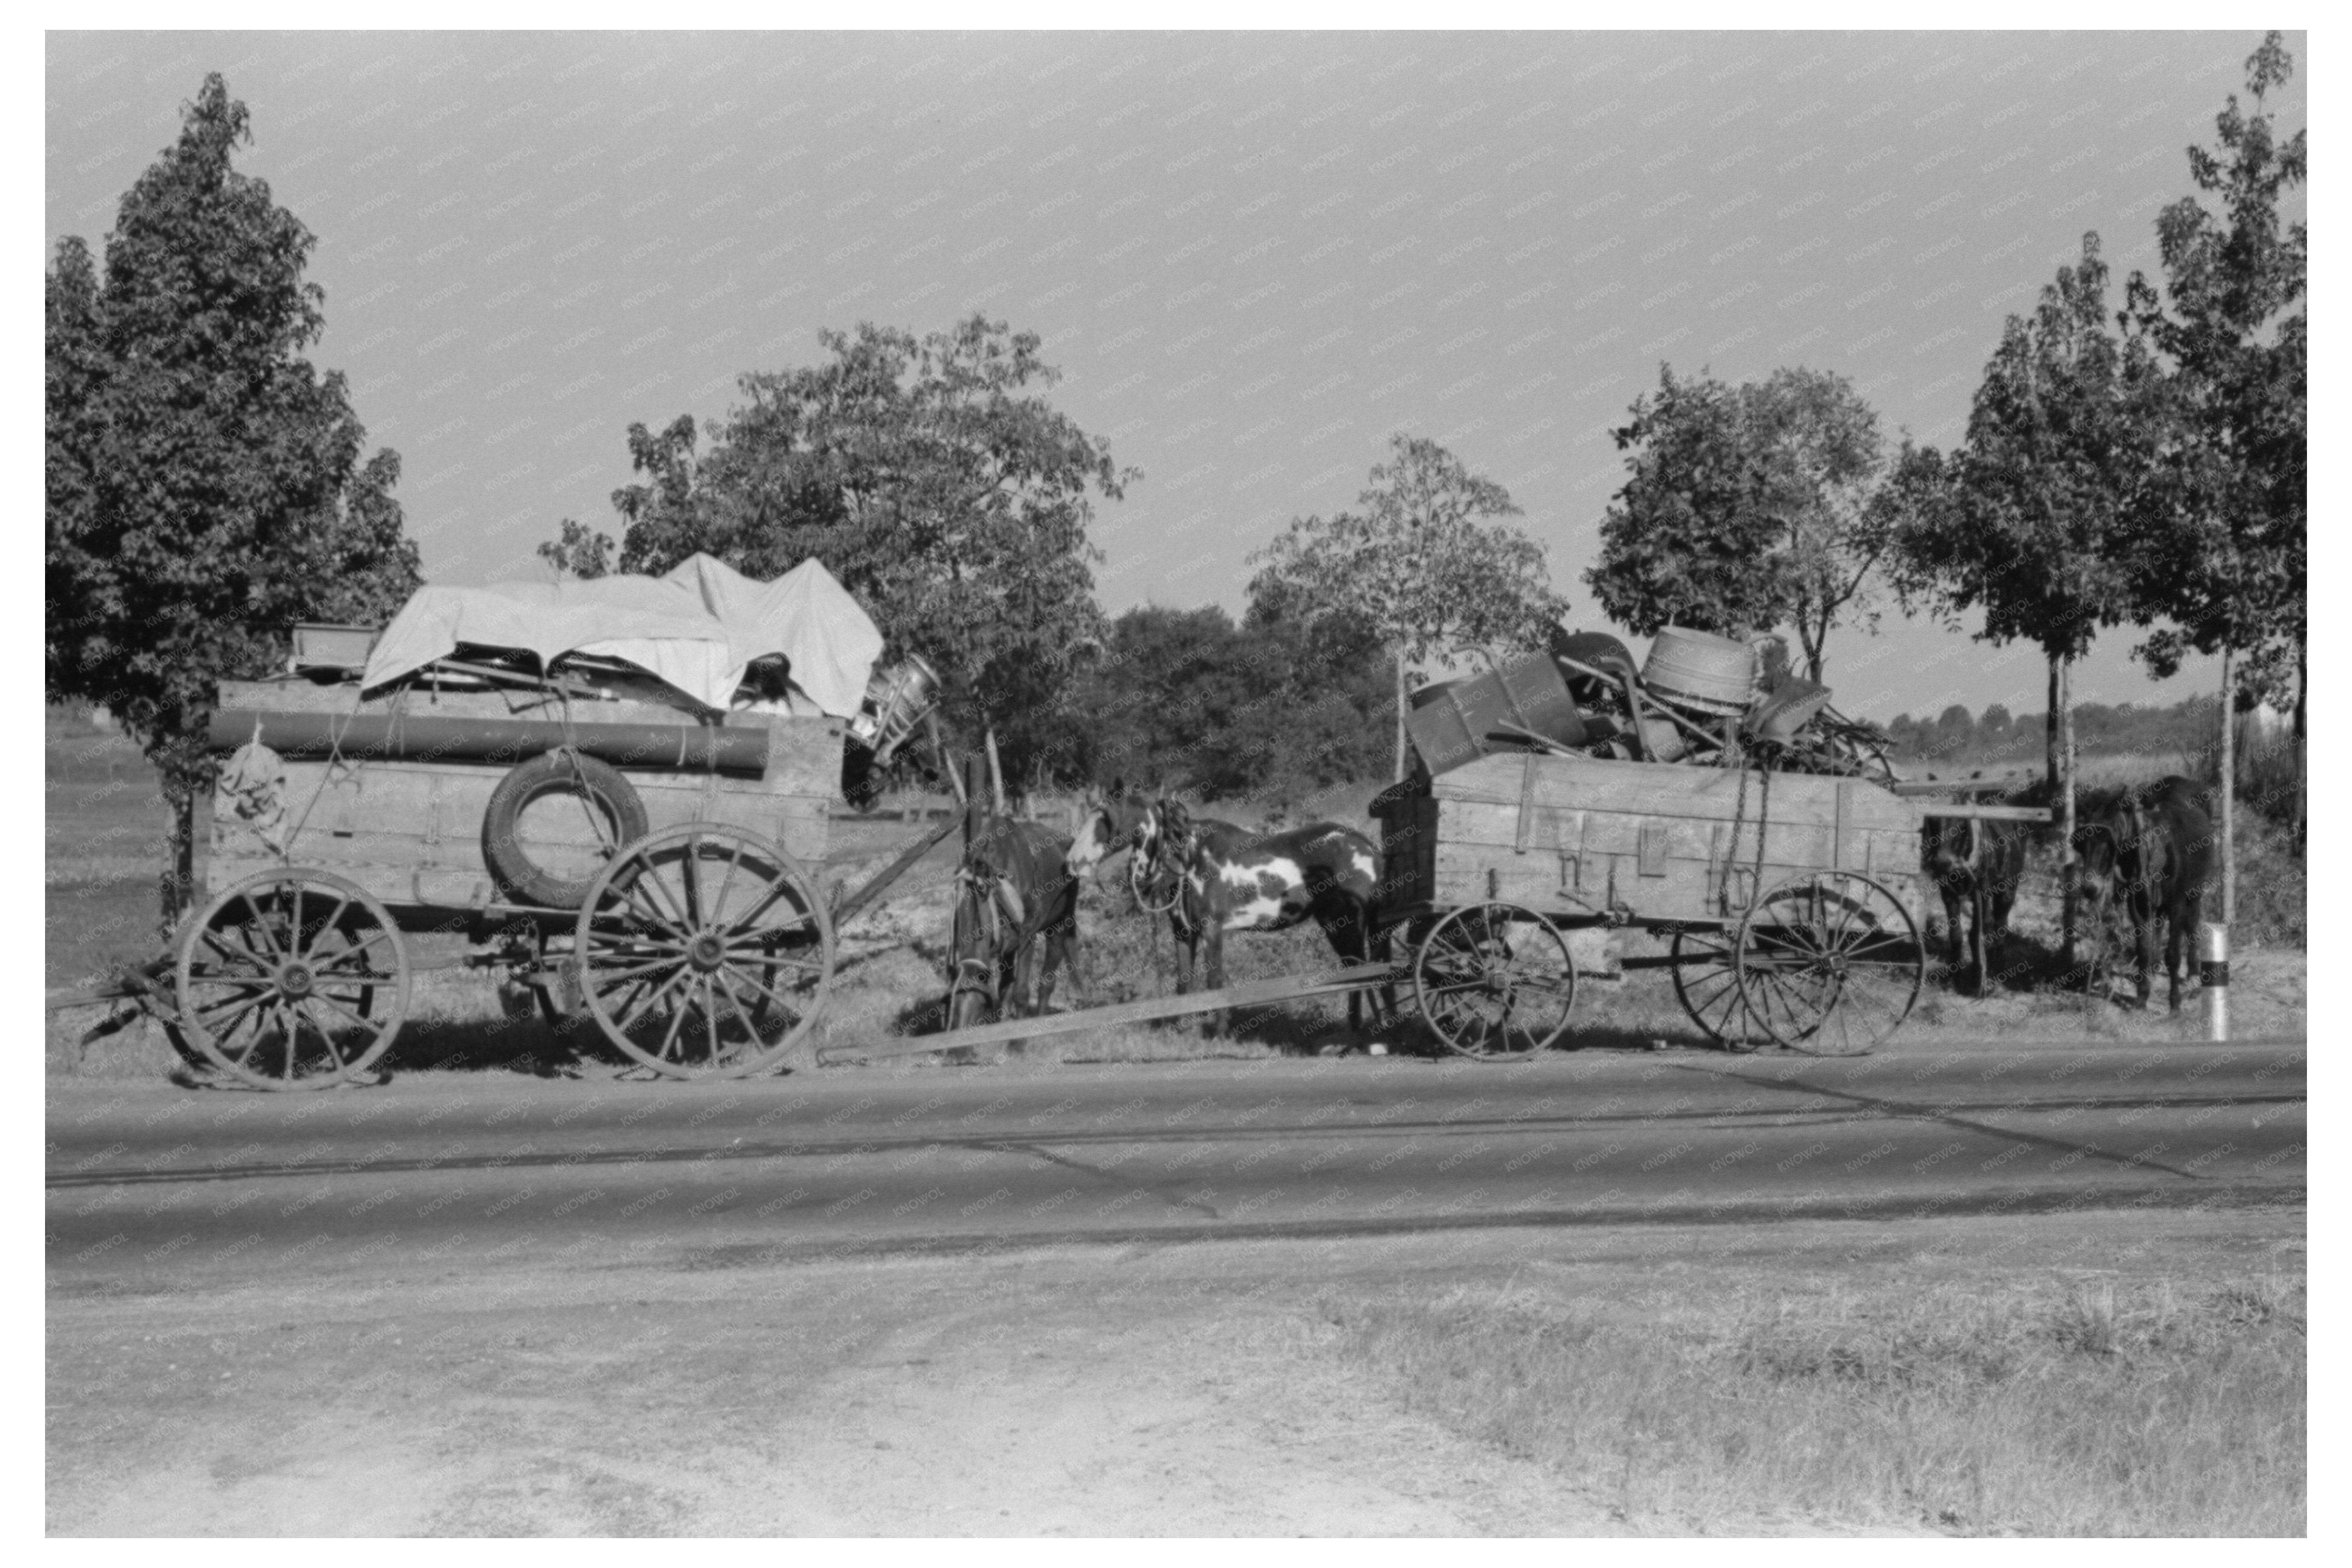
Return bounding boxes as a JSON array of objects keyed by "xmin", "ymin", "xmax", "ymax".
[{"xmin": 2199, "ymin": 923, "xmax": 2229, "ymax": 1042}]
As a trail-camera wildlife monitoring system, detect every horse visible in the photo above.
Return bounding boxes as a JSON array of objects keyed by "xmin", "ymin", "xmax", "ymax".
[
  {"xmin": 1920, "ymin": 811, "xmax": 2029, "ymax": 993},
  {"xmin": 2068, "ymin": 776, "xmax": 2213, "ymax": 1012},
  {"xmin": 1136, "ymin": 797, "xmax": 1396, "ymax": 1040},
  {"xmin": 946, "ymin": 815, "xmax": 1085, "ymax": 1031},
  {"xmin": 1066, "ymin": 789, "xmax": 1157, "ymax": 889}
]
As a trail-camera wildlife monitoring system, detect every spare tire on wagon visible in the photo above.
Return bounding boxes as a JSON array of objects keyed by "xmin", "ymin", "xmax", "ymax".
[{"xmin": 481, "ymin": 750, "xmax": 649, "ymax": 909}]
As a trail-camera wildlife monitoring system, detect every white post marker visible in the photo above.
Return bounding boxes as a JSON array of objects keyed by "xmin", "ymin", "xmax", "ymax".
[{"xmin": 2200, "ymin": 922, "xmax": 2230, "ymax": 1043}]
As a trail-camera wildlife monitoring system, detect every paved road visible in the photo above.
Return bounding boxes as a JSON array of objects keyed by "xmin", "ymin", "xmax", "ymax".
[{"xmin": 48, "ymin": 1042, "xmax": 2303, "ymax": 1289}]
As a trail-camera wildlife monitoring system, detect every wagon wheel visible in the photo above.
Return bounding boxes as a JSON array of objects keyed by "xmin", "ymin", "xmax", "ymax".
[
  {"xmin": 573, "ymin": 824, "xmax": 835, "ymax": 1079},
  {"xmin": 1733, "ymin": 872, "xmax": 1923, "ymax": 1057},
  {"xmin": 171, "ymin": 869, "xmax": 410, "ymax": 1090},
  {"xmin": 1412, "ymin": 902, "xmax": 1577, "ymax": 1061},
  {"xmin": 1668, "ymin": 927, "xmax": 1769, "ymax": 1051}
]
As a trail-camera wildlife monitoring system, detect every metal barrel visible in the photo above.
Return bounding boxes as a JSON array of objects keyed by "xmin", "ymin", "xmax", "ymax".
[{"xmin": 1642, "ymin": 626, "xmax": 1755, "ymax": 715}]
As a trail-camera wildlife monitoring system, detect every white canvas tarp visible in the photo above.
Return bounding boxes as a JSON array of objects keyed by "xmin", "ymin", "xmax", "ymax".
[{"xmin": 360, "ymin": 553, "xmax": 886, "ymax": 716}]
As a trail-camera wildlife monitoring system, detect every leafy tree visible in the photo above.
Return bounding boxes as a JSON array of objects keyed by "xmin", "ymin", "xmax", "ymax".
[
  {"xmin": 1248, "ymin": 435, "xmax": 1566, "ymax": 780},
  {"xmin": 1885, "ymin": 233, "xmax": 2158, "ymax": 946},
  {"xmin": 1931, "ymin": 704, "xmax": 1976, "ymax": 761},
  {"xmin": 2123, "ymin": 30, "xmax": 2308, "ymax": 875},
  {"xmin": 1979, "ymin": 702, "xmax": 2014, "ymax": 744},
  {"xmin": 1052, "ymin": 605, "xmax": 1388, "ymax": 802},
  {"xmin": 46, "ymin": 75, "xmax": 421, "ymax": 928},
  {"xmin": 1587, "ymin": 367, "xmax": 1791, "ymax": 644},
  {"xmin": 1589, "ymin": 365, "xmax": 1889, "ymax": 682},
  {"xmin": 1745, "ymin": 368, "xmax": 1892, "ymax": 682},
  {"xmin": 541, "ymin": 317, "xmax": 1133, "ymax": 788}
]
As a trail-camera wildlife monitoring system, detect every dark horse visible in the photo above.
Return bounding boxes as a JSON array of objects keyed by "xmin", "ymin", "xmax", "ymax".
[
  {"xmin": 947, "ymin": 816, "xmax": 1085, "ymax": 1030},
  {"xmin": 1135, "ymin": 798, "xmax": 1395, "ymax": 1040},
  {"xmin": 2068, "ymin": 776, "xmax": 2213, "ymax": 1012},
  {"xmin": 1920, "ymin": 811, "xmax": 2029, "ymax": 994}
]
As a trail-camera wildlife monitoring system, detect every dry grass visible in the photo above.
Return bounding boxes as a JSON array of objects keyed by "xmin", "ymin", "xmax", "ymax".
[{"xmin": 1326, "ymin": 1269, "xmax": 2306, "ymax": 1535}]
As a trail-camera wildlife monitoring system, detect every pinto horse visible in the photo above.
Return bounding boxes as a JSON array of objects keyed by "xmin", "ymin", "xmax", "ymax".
[
  {"xmin": 947, "ymin": 816, "xmax": 1085, "ymax": 1030},
  {"xmin": 1136, "ymin": 798, "xmax": 1395, "ymax": 1040},
  {"xmin": 2068, "ymin": 776, "xmax": 2213, "ymax": 1012},
  {"xmin": 1066, "ymin": 791, "xmax": 1157, "ymax": 888}
]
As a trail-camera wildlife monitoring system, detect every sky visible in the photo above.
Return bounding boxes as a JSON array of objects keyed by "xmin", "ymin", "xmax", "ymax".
[{"xmin": 43, "ymin": 29, "xmax": 2306, "ymax": 726}]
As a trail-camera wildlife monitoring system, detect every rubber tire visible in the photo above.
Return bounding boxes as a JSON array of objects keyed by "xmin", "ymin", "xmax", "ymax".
[{"xmin": 481, "ymin": 752, "xmax": 648, "ymax": 909}]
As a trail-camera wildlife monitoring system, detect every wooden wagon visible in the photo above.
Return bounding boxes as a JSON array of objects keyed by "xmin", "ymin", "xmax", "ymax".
[
  {"xmin": 167, "ymin": 671, "xmax": 870, "ymax": 1088},
  {"xmin": 1370, "ymin": 751, "xmax": 2046, "ymax": 1059}
]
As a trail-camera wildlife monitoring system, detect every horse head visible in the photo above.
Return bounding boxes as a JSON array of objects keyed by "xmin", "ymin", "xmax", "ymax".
[{"xmin": 1068, "ymin": 791, "xmax": 1153, "ymax": 876}]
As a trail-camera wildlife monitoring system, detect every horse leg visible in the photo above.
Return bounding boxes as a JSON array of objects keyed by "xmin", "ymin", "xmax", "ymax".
[
  {"xmin": 2132, "ymin": 895, "xmax": 2158, "ymax": 1009},
  {"xmin": 2163, "ymin": 908, "xmax": 2185, "ymax": 1013},
  {"xmin": 1941, "ymin": 886, "xmax": 1966, "ymax": 975}
]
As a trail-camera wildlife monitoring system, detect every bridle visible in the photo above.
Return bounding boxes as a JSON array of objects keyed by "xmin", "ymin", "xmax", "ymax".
[{"xmin": 1130, "ymin": 802, "xmax": 1189, "ymax": 916}]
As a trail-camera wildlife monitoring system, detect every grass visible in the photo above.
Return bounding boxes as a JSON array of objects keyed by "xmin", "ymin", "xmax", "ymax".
[
  {"xmin": 1325, "ymin": 1267, "xmax": 2306, "ymax": 1535},
  {"xmin": 45, "ymin": 720, "xmax": 172, "ymax": 991}
]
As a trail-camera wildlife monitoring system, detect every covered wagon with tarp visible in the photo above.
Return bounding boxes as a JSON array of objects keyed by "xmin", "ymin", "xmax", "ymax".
[{"xmin": 170, "ymin": 552, "xmax": 934, "ymax": 1088}]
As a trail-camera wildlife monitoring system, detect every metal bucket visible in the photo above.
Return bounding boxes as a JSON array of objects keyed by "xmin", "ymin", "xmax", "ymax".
[
  {"xmin": 850, "ymin": 654, "xmax": 940, "ymax": 765},
  {"xmin": 1643, "ymin": 626, "xmax": 1755, "ymax": 716}
]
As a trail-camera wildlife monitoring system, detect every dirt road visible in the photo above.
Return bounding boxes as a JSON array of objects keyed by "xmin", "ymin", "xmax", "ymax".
[{"xmin": 47, "ymin": 1042, "xmax": 2304, "ymax": 1535}]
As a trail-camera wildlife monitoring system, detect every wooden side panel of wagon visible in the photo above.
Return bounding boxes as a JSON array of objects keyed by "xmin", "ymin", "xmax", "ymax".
[
  {"xmin": 1390, "ymin": 752, "xmax": 1919, "ymax": 925},
  {"xmin": 203, "ymin": 679, "xmax": 841, "ymax": 915}
]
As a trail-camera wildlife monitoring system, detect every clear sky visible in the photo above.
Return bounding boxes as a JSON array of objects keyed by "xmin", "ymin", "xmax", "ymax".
[{"xmin": 44, "ymin": 29, "xmax": 2304, "ymax": 726}]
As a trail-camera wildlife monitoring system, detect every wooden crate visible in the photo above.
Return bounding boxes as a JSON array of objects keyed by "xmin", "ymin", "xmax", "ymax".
[
  {"xmin": 205, "ymin": 679, "xmax": 841, "ymax": 914},
  {"xmin": 1385, "ymin": 752, "xmax": 1921, "ymax": 925}
]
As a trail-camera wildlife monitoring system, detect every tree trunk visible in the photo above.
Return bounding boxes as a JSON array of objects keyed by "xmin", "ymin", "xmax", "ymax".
[
  {"xmin": 2294, "ymin": 638, "xmax": 2306, "ymax": 848},
  {"xmin": 2058, "ymin": 654, "xmax": 2076, "ymax": 970},
  {"xmin": 2219, "ymin": 646, "xmax": 2236, "ymax": 928},
  {"xmin": 983, "ymin": 723, "xmax": 1007, "ymax": 814},
  {"xmin": 1393, "ymin": 648, "xmax": 1410, "ymax": 783},
  {"xmin": 161, "ymin": 785, "xmax": 197, "ymax": 940},
  {"xmin": 2044, "ymin": 656, "xmax": 2061, "ymax": 791}
]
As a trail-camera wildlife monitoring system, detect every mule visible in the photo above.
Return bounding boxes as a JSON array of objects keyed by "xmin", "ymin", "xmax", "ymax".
[
  {"xmin": 1920, "ymin": 811, "xmax": 2029, "ymax": 994},
  {"xmin": 2068, "ymin": 776, "xmax": 2213, "ymax": 1012},
  {"xmin": 947, "ymin": 816, "xmax": 1085, "ymax": 1031},
  {"xmin": 1137, "ymin": 797, "xmax": 1396, "ymax": 1040}
]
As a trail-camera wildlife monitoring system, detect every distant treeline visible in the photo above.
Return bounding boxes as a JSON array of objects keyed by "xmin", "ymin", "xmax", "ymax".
[{"xmin": 1880, "ymin": 693, "xmax": 2262, "ymax": 768}]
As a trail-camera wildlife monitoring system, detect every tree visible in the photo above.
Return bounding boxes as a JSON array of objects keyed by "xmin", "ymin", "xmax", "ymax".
[
  {"xmin": 1886, "ymin": 233, "xmax": 2158, "ymax": 950},
  {"xmin": 1248, "ymin": 435, "xmax": 1566, "ymax": 780},
  {"xmin": 2124, "ymin": 31, "xmax": 2308, "ymax": 884},
  {"xmin": 1745, "ymin": 368, "xmax": 1892, "ymax": 681},
  {"xmin": 1587, "ymin": 367, "xmax": 1791, "ymax": 643},
  {"xmin": 46, "ymin": 75, "xmax": 421, "ymax": 928},
  {"xmin": 1050, "ymin": 604, "xmax": 1389, "ymax": 802},
  {"xmin": 1588, "ymin": 364, "xmax": 1889, "ymax": 681},
  {"xmin": 540, "ymin": 318, "xmax": 1132, "ymax": 790}
]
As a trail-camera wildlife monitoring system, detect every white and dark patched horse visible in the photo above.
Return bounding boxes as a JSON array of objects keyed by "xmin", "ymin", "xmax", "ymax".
[{"xmin": 1084, "ymin": 795, "xmax": 1393, "ymax": 1040}]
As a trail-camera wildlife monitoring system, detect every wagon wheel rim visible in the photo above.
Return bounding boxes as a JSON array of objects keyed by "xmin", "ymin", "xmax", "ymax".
[
  {"xmin": 172, "ymin": 869, "xmax": 410, "ymax": 1090},
  {"xmin": 1669, "ymin": 927, "xmax": 1767, "ymax": 1052},
  {"xmin": 574, "ymin": 824, "xmax": 836, "ymax": 1080},
  {"xmin": 1412, "ymin": 901, "xmax": 1577, "ymax": 1061},
  {"xmin": 1732, "ymin": 872, "xmax": 1922, "ymax": 1056}
]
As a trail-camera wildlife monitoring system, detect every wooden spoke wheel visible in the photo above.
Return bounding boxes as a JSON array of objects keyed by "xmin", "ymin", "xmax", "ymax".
[
  {"xmin": 1412, "ymin": 901, "xmax": 1577, "ymax": 1061},
  {"xmin": 1669, "ymin": 926, "xmax": 1768, "ymax": 1052},
  {"xmin": 574, "ymin": 824, "xmax": 835, "ymax": 1079},
  {"xmin": 172, "ymin": 869, "xmax": 410, "ymax": 1090},
  {"xmin": 1733, "ymin": 872, "xmax": 1923, "ymax": 1057}
]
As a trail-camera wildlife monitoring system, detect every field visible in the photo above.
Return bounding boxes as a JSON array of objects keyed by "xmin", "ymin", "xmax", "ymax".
[
  {"xmin": 1323, "ymin": 1207, "xmax": 2305, "ymax": 1535},
  {"xmin": 47, "ymin": 712, "xmax": 2306, "ymax": 1082}
]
